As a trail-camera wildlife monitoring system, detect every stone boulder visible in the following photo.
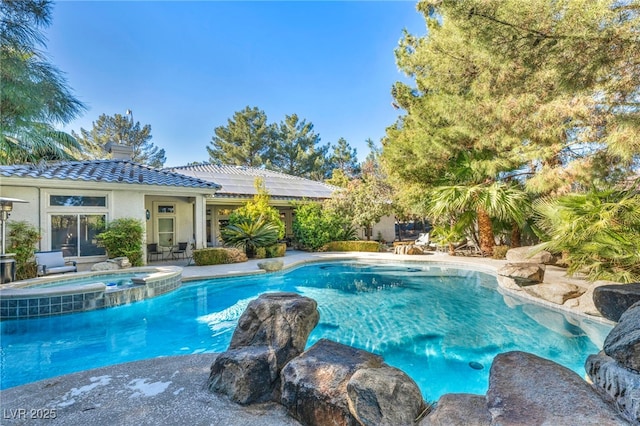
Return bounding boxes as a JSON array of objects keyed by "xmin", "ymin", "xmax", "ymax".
[
  {"xmin": 346, "ymin": 366, "xmax": 425, "ymax": 426},
  {"xmin": 91, "ymin": 257, "xmax": 131, "ymax": 271},
  {"xmin": 505, "ymin": 245, "xmax": 556, "ymax": 265},
  {"xmin": 257, "ymin": 260, "xmax": 284, "ymax": 272},
  {"xmin": 603, "ymin": 301, "xmax": 640, "ymax": 372},
  {"xmin": 497, "ymin": 263, "xmax": 545, "ymax": 286},
  {"xmin": 208, "ymin": 347, "xmax": 278, "ymax": 404},
  {"xmin": 280, "ymin": 339, "xmax": 384, "ymax": 426},
  {"xmin": 208, "ymin": 292, "xmax": 319, "ymax": 404},
  {"xmin": 487, "ymin": 351, "xmax": 629, "ymax": 425},
  {"xmin": 420, "ymin": 393, "xmax": 490, "ymax": 426},
  {"xmin": 586, "ymin": 351, "xmax": 640, "ymax": 423},
  {"xmin": 229, "ymin": 292, "xmax": 319, "ymax": 368},
  {"xmin": 523, "ymin": 282, "xmax": 584, "ymax": 305},
  {"xmin": 593, "ymin": 283, "xmax": 640, "ymax": 322}
]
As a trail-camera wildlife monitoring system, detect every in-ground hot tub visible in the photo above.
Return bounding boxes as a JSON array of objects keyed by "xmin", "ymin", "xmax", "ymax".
[{"xmin": 0, "ymin": 266, "xmax": 182, "ymax": 320}]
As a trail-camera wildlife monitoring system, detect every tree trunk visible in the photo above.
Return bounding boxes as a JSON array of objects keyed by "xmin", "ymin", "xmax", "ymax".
[
  {"xmin": 477, "ymin": 207, "xmax": 494, "ymax": 257},
  {"xmin": 510, "ymin": 223, "xmax": 521, "ymax": 248}
]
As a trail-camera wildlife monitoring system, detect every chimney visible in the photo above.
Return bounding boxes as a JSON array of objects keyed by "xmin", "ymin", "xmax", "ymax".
[{"xmin": 104, "ymin": 141, "xmax": 134, "ymax": 161}]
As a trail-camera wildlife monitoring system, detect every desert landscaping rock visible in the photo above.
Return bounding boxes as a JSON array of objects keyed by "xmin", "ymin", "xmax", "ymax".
[
  {"xmin": 594, "ymin": 283, "xmax": 640, "ymax": 322},
  {"xmin": 586, "ymin": 351, "xmax": 640, "ymax": 423},
  {"xmin": 208, "ymin": 346, "xmax": 279, "ymax": 404},
  {"xmin": 603, "ymin": 301, "xmax": 640, "ymax": 372},
  {"xmin": 420, "ymin": 393, "xmax": 490, "ymax": 426},
  {"xmin": 346, "ymin": 366, "xmax": 425, "ymax": 426},
  {"xmin": 523, "ymin": 281, "xmax": 584, "ymax": 305},
  {"xmin": 257, "ymin": 260, "xmax": 284, "ymax": 272},
  {"xmin": 280, "ymin": 339, "xmax": 384, "ymax": 426},
  {"xmin": 487, "ymin": 351, "xmax": 629, "ymax": 425},
  {"xmin": 208, "ymin": 292, "xmax": 319, "ymax": 404},
  {"xmin": 505, "ymin": 245, "xmax": 556, "ymax": 264},
  {"xmin": 228, "ymin": 292, "xmax": 319, "ymax": 369},
  {"xmin": 497, "ymin": 262, "xmax": 545, "ymax": 285}
]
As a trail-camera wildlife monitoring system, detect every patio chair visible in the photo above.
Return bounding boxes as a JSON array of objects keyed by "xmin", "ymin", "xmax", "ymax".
[
  {"xmin": 35, "ymin": 250, "xmax": 77, "ymax": 276},
  {"xmin": 414, "ymin": 233, "xmax": 436, "ymax": 250},
  {"xmin": 171, "ymin": 242, "xmax": 188, "ymax": 259},
  {"xmin": 147, "ymin": 243, "xmax": 162, "ymax": 262}
]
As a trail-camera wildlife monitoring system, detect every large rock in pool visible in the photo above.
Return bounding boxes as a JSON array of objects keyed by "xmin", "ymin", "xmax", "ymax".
[
  {"xmin": 280, "ymin": 339, "xmax": 383, "ymax": 426},
  {"xmin": 346, "ymin": 366, "xmax": 425, "ymax": 426},
  {"xmin": 229, "ymin": 292, "xmax": 319, "ymax": 369},
  {"xmin": 208, "ymin": 292, "xmax": 319, "ymax": 404},
  {"xmin": 487, "ymin": 351, "xmax": 629, "ymax": 425},
  {"xmin": 420, "ymin": 393, "xmax": 490, "ymax": 426},
  {"xmin": 603, "ymin": 301, "xmax": 640, "ymax": 372},
  {"xmin": 593, "ymin": 283, "xmax": 640, "ymax": 322}
]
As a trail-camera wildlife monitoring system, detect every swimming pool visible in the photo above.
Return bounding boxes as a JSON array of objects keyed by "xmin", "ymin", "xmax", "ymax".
[{"xmin": 0, "ymin": 261, "xmax": 612, "ymax": 400}]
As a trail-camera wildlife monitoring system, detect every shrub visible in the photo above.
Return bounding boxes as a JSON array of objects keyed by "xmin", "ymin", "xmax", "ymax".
[
  {"xmin": 492, "ymin": 245, "xmax": 510, "ymax": 260},
  {"xmin": 255, "ymin": 243, "xmax": 287, "ymax": 259},
  {"xmin": 228, "ymin": 178, "xmax": 285, "ymax": 239},
  {"xmin": 322, "ymin": 240, "xmax": 381, "ymax": 252},
  {"xmin": 96, "ymin": 218, "xmax": 144, "ymax": 266},
  {"xmin": 193, "ymin": 247, "xmax": 247, "ymax": 265},
  {"xmin": 221, "ymin": 216, "xmax": 279, "ymax": 258},
  {"xmin": 292, "ymin": 201, "xmax": 353, "ymax": 251},
  {"xmin": 534, "ymin": 189, "xmax": 640, "ymax": 282},
  {"xmin": 8, "ymin": 221, "xmax": 41, "ymax": 280}
]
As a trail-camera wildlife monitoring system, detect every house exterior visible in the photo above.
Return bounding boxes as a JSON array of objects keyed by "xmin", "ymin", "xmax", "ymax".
[
  {"xmin": 0, "ymin": 160, "xmax": 396, "ymax": 268},
  {"xmin": 165, "ymin": 164, "xmax": 340, "ymax": 246},
  {"xmin": 0, "ymin": 160, "xmax": 218, "ymax": 267}
]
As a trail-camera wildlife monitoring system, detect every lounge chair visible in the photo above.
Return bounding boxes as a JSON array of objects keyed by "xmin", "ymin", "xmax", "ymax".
[
  {"xmin": 35, "ymin": 250, "xmax": 77, "ymax": 276},
  {"xmin": 414, "ymin": 233, "xmax": 436, "ymax": 250}
]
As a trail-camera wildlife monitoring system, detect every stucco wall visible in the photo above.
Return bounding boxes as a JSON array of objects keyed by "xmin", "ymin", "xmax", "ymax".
[{"xmin": 0, "ymin": 187, "xmax": 40, "ymax": 231}]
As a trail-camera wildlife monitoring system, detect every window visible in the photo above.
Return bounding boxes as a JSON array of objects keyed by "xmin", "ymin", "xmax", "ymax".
[
  {"xmin": 51, "ymin": 214, "xmax": 106, "ymax": 257},
  {"xmin": 50, "ymin": 195, "xmax": 106, "ymax": 207},
  {"xmin": 158, "ymin": 205, "xmax": 174, "ymax": 214},
  {"xmin": 158, "ymin": 217, "xmax": 175, "ymax": 247}
]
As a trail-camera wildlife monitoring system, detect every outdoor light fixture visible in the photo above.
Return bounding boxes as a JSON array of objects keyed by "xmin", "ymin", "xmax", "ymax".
[
  {"xmin": 146, "ymin": 209, "xmax": 151, "ymax": 220},
  {"xmin": 0, "ymin": 197, "xmax": 28, "ymax": 256},
  {"xmin": 0, "ymin": 197, "xmax": 28, "ymax": 284}
]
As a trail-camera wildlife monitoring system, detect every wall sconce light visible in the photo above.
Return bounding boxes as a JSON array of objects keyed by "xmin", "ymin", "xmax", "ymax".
[{"xmin": 146, "ymin": 209, "xmax": 151, "ymax": 220}]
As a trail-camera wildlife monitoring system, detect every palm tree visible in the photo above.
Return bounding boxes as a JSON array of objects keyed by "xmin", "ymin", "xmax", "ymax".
[
  {"xmin": 534, "ymin": 189, "xmax": 640, "ymax": 283},
  {"xmin": 1, "ymin": 0, "xmax": 85, "ymax": 164},
  {"xmin": 428, "ymin": 182, "xmax": 530, "ymax": 256}
]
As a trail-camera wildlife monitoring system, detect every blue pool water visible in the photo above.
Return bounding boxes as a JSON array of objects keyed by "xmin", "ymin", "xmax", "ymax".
[{"xmin": 0, "ymin": 261, "xmax": 612, "ymax": 400}]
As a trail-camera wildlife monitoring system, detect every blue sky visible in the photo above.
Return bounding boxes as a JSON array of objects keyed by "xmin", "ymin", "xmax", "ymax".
[{"xmin": 47, "ymin": 1, "xmax": 426, "ymax": 167}]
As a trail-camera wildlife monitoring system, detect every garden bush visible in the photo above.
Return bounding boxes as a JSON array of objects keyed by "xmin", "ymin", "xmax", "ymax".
[
  {"xmin": 492, "ymin": 245, "xmax": 510, "ymax": 260},
  {"xmin": 534, "ymin": 189, "xmax": 640, "ymax": 282},
  {"xmin": 322, "ymin": 240, "xmax": 381, "ymax": 252},
  {"xmin": 8, "ymin": 221, "xmax": 41, "ymax": 280},
  {"xmin": 292, "ymin": 201, "xmax": 354, "ymax": 250},
  {"xmin": 193, "ymin": 247, "xmax": 248, "ymax": 265},
  {"xmin": 96, "ymin": 218, "xmax": 144, "ymax": 266},
  {"xmin": 255, "ymin": 242, "xmax": 287, "ymax": 259}
]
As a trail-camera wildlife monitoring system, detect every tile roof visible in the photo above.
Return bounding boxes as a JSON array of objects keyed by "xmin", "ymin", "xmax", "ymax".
[
  {"xmin": 166, "ymin": 164, "xmax": 337, "ymax": 200},
  {"xmin": 0, "ymin": 160, "xmax": 221, "ymax": 190}
]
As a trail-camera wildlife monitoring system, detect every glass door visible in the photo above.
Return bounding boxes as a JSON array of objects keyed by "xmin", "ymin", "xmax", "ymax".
[{"xmin": 158, "ymin": 217, "xmax": 175, "ymax": 248}]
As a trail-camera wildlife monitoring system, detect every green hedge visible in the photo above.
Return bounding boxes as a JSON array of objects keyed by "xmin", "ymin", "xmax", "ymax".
[
  {"xmin": 192, "ymin": 247, "xmax": 248, "ymax": 265},
  {"xmin": 322, "ymin": 241, "xmax": 382, "ymax": 252},
  {"xmin": 256, "ymin": 243, "xmax": 287, "ymax": 259}
]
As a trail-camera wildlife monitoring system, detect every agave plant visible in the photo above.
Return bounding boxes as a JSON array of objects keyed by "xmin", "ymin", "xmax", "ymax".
[{"xmin": 220, "ymin": 216, "xmax": 279, "ymax": 258}]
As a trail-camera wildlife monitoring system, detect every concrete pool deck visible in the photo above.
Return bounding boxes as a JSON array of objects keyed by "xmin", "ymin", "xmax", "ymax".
[{"xmin": 0, "ymin": 250, "xmax": 611, "ymax": 425}]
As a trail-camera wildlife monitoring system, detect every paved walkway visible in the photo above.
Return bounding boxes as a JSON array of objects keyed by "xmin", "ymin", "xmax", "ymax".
[{"xmin": 0, "ymin": 250, "xmax": 609, "ymax": 425}]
